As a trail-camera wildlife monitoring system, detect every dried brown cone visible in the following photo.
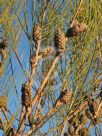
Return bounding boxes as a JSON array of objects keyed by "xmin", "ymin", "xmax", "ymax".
[
  {"xmin": 33, "ymin": 24, "xmax": 42, "ymax": 41},
  {"xmin": 59, "ymin": 89, "xmax": 72, "ymax": 104},
  {"xmin": 39, "ymin": 46, "xmax": 54, "ymax": 58},
  {"xmin": 68, "ymin": 125, "xmax": 75, "ymax": 136},
  {"xmin": 55, "ymin": 29, "xmax": 67, "ymax": 53},
  {"xmin": 21, "ymin": 83, "xmax": 32, "ymax": 109},
  {"xmin": 66, "ymin": 20, "xmax": 88, "ymax": 37},
  {"xmin": 0, "ymin": 96, "xmax": 8, "ymax": 109}
]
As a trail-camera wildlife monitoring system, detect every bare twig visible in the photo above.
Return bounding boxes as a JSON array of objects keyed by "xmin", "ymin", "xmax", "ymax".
[
  {"xmin": 1, "ymin": 109, "xmax": 10, "ymax": 125},
  {"xmin": 0, "ymin": 116, "xmax": 5, "ymax": 130},
  {"xmin": 28, "ymin": 40, "xmax": 41, "ymax": 85},
  {"xmin": 70, "ymin": 0, "xmax": 83, "ymax": 27},
  {"xmin": 19, "ymin": 106, "xmax": 25, "ymax": 125},
  {"xmin": 94, "ymin": 101, "xmax": 102, "ymax": 118}
]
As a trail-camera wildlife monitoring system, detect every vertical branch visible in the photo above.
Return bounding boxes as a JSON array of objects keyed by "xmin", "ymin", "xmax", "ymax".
[
  {"xmin": 17, "ymin": 1, "xmax": 49, "ymax": 132},
  {"xmin": 19, "ymin": 106, "xmax": 25, "ymax": 125},
  {"xmin": 28, "ymin": 40, "xmax": 41, "ymax": 85},
  {"xmin": 17, "ymin": 39, "xmax": 41, "ymax": 134},
  {"xmin": 23, "ymin": 54, "xmax": 61, "ymax": 135},
  {"xmin": 60, "ymin": 118, "xmax": 68, "ymax": 136},
  {"xmin": 32, "ymin": 54, "xmax": 60, "ymax": 106},
  {"xmin": 17, "ymin": 108, "xmax": 31, "ymax": 134}
]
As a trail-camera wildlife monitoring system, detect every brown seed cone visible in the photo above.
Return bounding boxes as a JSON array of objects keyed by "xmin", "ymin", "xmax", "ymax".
[
  {"xmin": 0, "ymin": 96, "xmax": 8, "ymax": 109},
  {"xmin": 59, "ymin": 89, "xmax": 72, "ymax": 104},
  {"xmin": 68, "ymin": 125, "xmax": 75, "ymax": 136},
  {"xmin": 39, "ymin": 46, "xmax": 53, "ymax": 58},
  {"xmin": 66, "ymin": 20, "xmax": 88, "ymax": 37},
  {"xmin": 55, "ymin": 29, "xmax": 67, "ymax": 53},
  {"xmin": 33, "ymin": 24, "xmax": 42, "ymax": 41},
  {"xmin": 21, "ymin": 83, "xmax": 32, "ymax": 108}
]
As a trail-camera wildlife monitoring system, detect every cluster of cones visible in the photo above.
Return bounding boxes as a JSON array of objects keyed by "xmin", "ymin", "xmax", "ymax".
[
  {"xmin": 64, "ymin": 93, "xmax": 102, "ymax": 136},
  {"xmin": 31, "ymin": 20, "xmax": 87, "ymax": 69},
  {"xmin": 55, "ymin": 20, "xmax": 87, "ymax": 54},
  {"xmin": 21, "ymin": 20, "xmax": 88, "ymax": 128}
]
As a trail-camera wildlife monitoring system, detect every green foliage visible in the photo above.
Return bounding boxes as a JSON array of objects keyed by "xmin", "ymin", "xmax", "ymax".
[{"xmin": 0, "ymin": 0, "xmax": 101, "ymax": 136}]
